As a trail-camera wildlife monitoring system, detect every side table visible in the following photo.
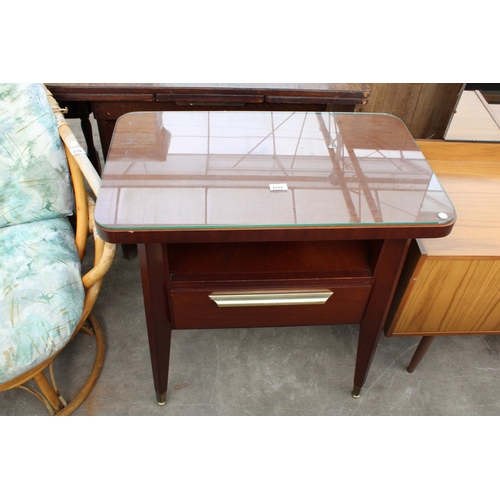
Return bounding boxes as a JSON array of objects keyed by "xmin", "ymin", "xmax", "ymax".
[{"xmin": 95, "ymin": 111, "xmax": 456, "ymax": 404}]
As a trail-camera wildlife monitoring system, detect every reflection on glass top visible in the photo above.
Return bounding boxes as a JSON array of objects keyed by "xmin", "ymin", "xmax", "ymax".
[{"xmin": 94, "ymin": 112, "xmax": 456, "ymax": 230}]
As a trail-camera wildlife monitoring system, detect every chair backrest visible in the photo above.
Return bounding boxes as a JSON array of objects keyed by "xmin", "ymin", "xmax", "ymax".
[{"xmin": 0, "ymin": 83, "xmax": 74, "ymax": 228}]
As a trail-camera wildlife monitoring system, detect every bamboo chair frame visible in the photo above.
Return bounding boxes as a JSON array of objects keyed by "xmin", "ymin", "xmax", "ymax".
[{"xmin": 0, "ymin": 86, "xmax": 116, "ymax": 415}]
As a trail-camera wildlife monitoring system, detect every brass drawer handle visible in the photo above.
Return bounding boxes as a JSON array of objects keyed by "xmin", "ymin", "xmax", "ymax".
[{"xmin": 208, "ymin": 291, "xmax": 333, "ymax": 308}]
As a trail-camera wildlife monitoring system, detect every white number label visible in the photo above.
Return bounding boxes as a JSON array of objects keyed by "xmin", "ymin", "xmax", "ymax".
[
  {"xmin": 69, "ymin": 147, "xmax": 86, "ymax": 156},
  {"xmin": 269, "ymin": 183, "xmax": 288, "ymax": 192}
]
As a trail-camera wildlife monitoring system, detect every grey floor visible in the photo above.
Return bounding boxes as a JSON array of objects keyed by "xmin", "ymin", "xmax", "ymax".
[{"xmin": 2, "ymin": 115, "xmax": 500, "ymax": 416}]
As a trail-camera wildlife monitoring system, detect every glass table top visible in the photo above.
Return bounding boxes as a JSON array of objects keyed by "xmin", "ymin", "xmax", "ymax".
[{"xmin": 94, "ymin": 111, "xmax": 456, "ymax": 230}]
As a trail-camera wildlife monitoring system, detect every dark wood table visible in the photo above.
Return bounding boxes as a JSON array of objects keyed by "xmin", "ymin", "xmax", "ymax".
[
  {"xmin": 46, "ymin": 83, "xmax": 370, "ymax": 161},
  {"xmin": 94, "ymin": 111, "xmax": 456, "ymax": 405}
]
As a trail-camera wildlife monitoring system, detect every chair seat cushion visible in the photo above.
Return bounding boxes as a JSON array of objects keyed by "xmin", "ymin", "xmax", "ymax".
[{"xmin": 0, "ymin": 217, "xmax": 84, "ymax": 384}]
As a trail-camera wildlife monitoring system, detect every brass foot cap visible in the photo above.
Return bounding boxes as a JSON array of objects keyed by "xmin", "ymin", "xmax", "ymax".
[{"xmin": 157, "ymin": 393, "xmax": 167, "ymax": 406}]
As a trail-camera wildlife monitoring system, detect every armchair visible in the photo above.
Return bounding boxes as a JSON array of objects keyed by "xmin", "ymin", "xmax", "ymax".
[{"xmin": 0, "ymin": 83, "xmax": 115, "ymax": 415}]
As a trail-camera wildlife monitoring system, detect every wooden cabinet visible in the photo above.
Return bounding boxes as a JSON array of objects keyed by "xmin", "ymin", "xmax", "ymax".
[
  {"xmin": 385, "ymin": 141, "xmax": 500, "ymax": 346},
  {"xmin": 358, "ymin": 84, "xmax": 465, "ymax": 139},
  {"xmin": 386, "ymin": 240, "xmax": 500, "ymax": 337}
]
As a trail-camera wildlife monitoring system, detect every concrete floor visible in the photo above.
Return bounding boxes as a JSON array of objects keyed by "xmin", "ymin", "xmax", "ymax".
[{"xmin": 2, "ymin": 115, "xmax": 500, "ymax": 416}]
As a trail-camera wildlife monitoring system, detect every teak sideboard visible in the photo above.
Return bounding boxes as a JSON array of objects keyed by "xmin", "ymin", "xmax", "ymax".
[{"xmin": 385, "ymin": 141, "xmax": 500, "ymax": 370}]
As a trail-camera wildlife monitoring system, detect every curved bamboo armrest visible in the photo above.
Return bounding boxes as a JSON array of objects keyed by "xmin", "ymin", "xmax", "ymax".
[
  {"xmin": 43, "ymin": 84, "xmax": 116, "ymax": 291},
  {"xmin": 44, "ymin": 85, "xmax": 101, "ymax": 198},
  {"xmin": 82, "ymin": 196, "xmax": 116, "ymax": 289}
]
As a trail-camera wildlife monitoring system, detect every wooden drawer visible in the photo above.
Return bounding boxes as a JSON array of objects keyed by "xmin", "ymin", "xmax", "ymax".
[{"xmin": 171, "ymin": 284, "xmax": 371, "ymax": 329}]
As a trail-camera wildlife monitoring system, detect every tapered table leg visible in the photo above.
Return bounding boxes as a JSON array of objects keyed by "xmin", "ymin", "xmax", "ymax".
[
  {"xmin": 138, "ymin": 243, "xmax": 172, "ymax": 405},
  {"xmin": 352, "ymin": 239, "xmax": 411, "ymax": 398},
  {"xmin": 407, "ymin": 336, "xmax": 435, "ymax": 373}
]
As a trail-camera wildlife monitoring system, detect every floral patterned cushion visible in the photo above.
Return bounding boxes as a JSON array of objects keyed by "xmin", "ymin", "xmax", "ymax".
[
  {"xmin": 0, "ymin": 218, "xmax": 84, "ymax": 384},
  {"xmin": 0, "ymin": 83, "xmax": 74, "ymax": 228}
]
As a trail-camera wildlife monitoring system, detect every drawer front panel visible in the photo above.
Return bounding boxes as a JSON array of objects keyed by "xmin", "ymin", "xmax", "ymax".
[{"xmin": 171, "ymin": 285, "xmax": 371, "ymax": 329}]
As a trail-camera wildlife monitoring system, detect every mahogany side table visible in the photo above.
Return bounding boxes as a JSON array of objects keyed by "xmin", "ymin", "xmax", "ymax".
[{"xmin": 95, "ymin": 111, "xmax": 455, "ymax": 404}]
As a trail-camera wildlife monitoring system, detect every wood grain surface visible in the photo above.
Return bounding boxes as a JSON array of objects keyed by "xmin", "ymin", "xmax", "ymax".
[
  {"xmin": 391, "ymin": 255, "xmax": 500, "ymax": 334},
  {"xmin": 416, "ymin": 140, "xmax": 500, "ymax": 257},
  {"xmin": 387, "ymin": 140, "xmax": 500, "ymax": 337}
]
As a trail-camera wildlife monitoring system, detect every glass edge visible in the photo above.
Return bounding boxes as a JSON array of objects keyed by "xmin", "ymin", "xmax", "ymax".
[{"xmin": 95, "ymin": 217, "xmax": 457, "ymax": 232}]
